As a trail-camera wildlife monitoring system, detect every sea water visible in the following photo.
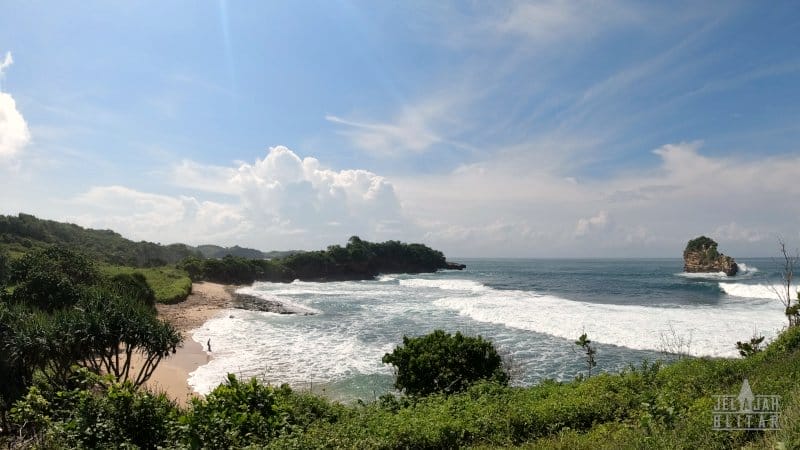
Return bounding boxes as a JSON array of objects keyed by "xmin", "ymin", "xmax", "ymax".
[{"xmin": 188, "ymin": 258, "xmax": 795, "ymax": 401}]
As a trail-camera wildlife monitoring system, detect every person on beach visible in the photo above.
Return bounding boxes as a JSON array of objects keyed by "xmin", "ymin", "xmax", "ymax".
[{"xmin": 207, "ymin": 338, "xmax": 212, "ymax": 353}]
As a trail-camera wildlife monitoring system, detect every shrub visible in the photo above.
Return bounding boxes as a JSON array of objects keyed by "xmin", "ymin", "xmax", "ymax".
[
  {"xmin": 382, "ymin": 330, "xmax": 509, "ymax": 397},
  {"xmin": 179, "ymin": 374, "xmax": 281, "ymax": 448},
  {"xmin": 9, "ymin": 371, "xmax": 178, "ymax": 449},
  {"xmin": 109, "ymin": 272, "xmax": 156, "ymax": 307}
]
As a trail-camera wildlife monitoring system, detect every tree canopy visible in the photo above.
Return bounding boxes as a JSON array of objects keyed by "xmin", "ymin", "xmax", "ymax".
[{"xmin": 382, "ymin": 329, "xmax": 509, "ymax": 397}]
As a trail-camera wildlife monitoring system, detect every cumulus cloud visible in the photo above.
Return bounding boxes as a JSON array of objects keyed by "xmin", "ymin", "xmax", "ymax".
[
  {"xmin": 95, "ymin": 146, "xmax": 408, "ymax": 248},
  {"xmin": 0, "ymin": 51, "xmax": 31, "ymax": 164},
  {"xmin": 69, "ymin": 185, "xmax": 249, "ymax": 245},
  {"xmin": 229, "ymin": 146, "xmax": 403, "ymax": 239},
  {"xmin": 65, "ymin": 142, "xmax": 800, "ymax": 256}
]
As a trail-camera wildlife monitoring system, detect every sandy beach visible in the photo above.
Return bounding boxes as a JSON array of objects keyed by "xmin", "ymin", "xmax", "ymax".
[{"xmin": 142, "ymin": 282, "xmax": 234, "ymax": 406}]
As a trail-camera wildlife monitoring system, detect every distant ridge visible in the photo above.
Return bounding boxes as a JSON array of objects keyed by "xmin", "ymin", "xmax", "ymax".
[
  {"xmin": 195, "ymin": 244, "xmax": 304, "ymax": 260},
  {"xmin": 0, "ymin": 213, "xmax": 301, "ymax": 268},
  {"xmin": 0, "ymin": 213, "xmax": 199, "ymax": 267}
]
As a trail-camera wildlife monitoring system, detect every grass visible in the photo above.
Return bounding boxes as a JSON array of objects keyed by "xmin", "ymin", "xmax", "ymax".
[{"xmin": 99, "ymin": 265, "xmax": 192, "ymax": 304}]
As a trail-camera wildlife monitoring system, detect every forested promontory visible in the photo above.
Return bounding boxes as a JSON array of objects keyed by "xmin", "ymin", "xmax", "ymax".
[
  {"xmin": 0, "ymin": 214, "xmax": 464, "ymax": 287},
  {"xmin": 180, "ymin": 236, "xmax": 464, "ymax": 285}
]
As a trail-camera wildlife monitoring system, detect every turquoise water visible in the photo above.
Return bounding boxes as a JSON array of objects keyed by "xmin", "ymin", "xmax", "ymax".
[{"xmin": 189, "ymin": 258, "xmax": 792, "ymax": 401}]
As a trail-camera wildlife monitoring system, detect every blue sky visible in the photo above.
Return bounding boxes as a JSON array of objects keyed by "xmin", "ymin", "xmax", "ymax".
[{"xmin": 1, "ymin": 1, "xmax": 799, "ymax": 257}]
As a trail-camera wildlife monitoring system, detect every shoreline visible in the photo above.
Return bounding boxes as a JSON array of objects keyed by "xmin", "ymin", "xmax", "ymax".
[{"xmin": 143, "ymin": 282, "xmax": 236, "ymax": 406}]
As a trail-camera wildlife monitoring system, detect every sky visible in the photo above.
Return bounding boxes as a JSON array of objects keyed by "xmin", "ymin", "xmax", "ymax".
[{"xmin": 1, "ymin": 1, "xmax": 799, "ymax": 258}]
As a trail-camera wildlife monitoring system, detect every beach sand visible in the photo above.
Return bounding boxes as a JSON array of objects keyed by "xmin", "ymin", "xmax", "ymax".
[{"xmin": 139, "ymin": 282, "xmax": 235, "ymax": 406}]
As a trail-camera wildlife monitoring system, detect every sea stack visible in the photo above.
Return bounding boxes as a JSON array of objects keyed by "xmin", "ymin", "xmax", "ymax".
[{"xmin": 682, "ymin": 236, "xmax": 738, "ymax": 276}]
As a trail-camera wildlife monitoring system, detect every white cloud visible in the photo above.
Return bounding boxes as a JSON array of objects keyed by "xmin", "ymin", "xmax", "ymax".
[
  {"xmin": 492, "ymin": 0, "xmax": 640, "ymax": 43},
  {"xmin": 172, "ymin": 159, "xmax": 238, "ymax": 194},
  {"xmin": 69, "ymin": 185, "xmax": 249, "ymax": 245},
  {"xmin": 53, "ymin": 142, "xmax": 800, "ymax": 257},
  {"xmin": 712, "ymin": 222, "xmax": 766, "ymax": 244},
  {"xmin": 393, "ymin": 141, "xmax": 800, "ymax": 256},
  {"xmin": 575, "ymin": 210, "xmax": 610, "ymax": 236},
  {"xmin": 0, "ymin": 92, "xmax": 30, "ymax": 161},
  {"xmin": 0, "ymin": 52, "xmax": 12, "ymax": 75},
  {"xmin": 229, "ymin": 146, "xmax": 403, "ymax": 239},
  {"xmin": 0, "ymin": 52, "xmax": 31, "ymax": 165},
  {"xmin": 89, "ymin": 146, "xmax": 409, "ymax": 248},
  {"xmin": 326, "ymin": 92, "xmax": 470, "ymax": 156}
]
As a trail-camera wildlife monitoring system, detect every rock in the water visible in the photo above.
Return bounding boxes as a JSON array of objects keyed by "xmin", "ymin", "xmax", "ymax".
[
  {"xmin": 683, "ymin": 236, "xmax": 739, "ymax": 276},
  {"xmin": 445, "ymin": 261, "xmax": 466, "ymax": 270}
]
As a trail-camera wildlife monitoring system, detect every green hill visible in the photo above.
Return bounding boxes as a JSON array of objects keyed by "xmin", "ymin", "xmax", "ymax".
[{"xmin": 0, "ymin": 213, "xmax": 200, "ymax": 267}]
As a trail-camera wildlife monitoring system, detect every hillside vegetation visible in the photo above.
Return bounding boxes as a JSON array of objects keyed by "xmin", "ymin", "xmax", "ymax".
[
  {"xmin": 0, "ymin": 213, "xmax": 199, "ymax": 267},
  {"xmin": 180, "ymin": 235, "xmax": 458, "ymax": 284}
]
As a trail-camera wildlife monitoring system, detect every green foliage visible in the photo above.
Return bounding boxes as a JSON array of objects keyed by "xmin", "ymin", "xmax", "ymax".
[
  {"xmin": 382, "ymin": 329, "xmax": 509, "ymax": 397},
  {"xmin": 196, "ymin": 244, "xmax": 267, "ymax": 259},
  {"xmin": 100, "ymin": 264, "xmax": 192, "ymax": 304},
  {"xmin": 180, "ymin": 374, "xmax": 281, "ymax": 448},
  {"xmin": 7, "ymin": 323, "xmax": 800, "ymax": 448},
  {"xmin": 685, "ymin": 235, "xmax": 718, "ymax": 253},
  {"xmin": 182, "ymin": 236, "xmax": 453, "ymax": 285},
  {"xmin": 72, "ymin": 291, "xmax": 182, "ymax": 388},
  {"xmin": 109, "ymin": 272, "xmax": 156, "ymax": 307},
  {"xmin": 0, "ymin": 249, "xmax": 9, "ymax": 286},
  {"xmin": 9, "ymin": 245, "xmax": 100, "ymax": 311},
  {"xmin": 9, "ymin": 370, "xmax": 179, "ymax": 449},
  {"xmin": 0, "ymin": 245, "xmax": 182, "ymax": 421},
  {"xmin": 0, "ymin": 212, "xmax": 201, "ymax": 267},
  {"xmin": 736, "ymin": 335, "xmax": 765, "ymax": 357},
  {"xmin": 179, "ymin": 254, "xmax": 292, "ymax": 285}
]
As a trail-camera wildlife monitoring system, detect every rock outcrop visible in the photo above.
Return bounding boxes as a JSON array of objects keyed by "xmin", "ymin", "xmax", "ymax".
[{"xmin": 683, "ymin": 236, "xmax": 738, "ymax": 276}]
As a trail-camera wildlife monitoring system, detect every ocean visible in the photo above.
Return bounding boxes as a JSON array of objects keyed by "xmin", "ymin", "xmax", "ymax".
[{"xmin": 187, "ymin": 258, "xmax": 795, "ymax": 402}]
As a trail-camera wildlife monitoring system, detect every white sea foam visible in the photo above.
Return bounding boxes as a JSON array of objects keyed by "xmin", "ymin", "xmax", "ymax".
[
  {"xmin": 399, "ymin": 278, "xmax": 488, "ymax": 292},
  {"xmin": 235, "ymin": 286, "xmax": 323, "ymax": 314},
  {"xmin": 188, "ymin": 309, "xmax": 395, "ymax": 395},
  {"xmin": 188, "ymin": 272, "xmax": 789, "ymax": 396},
  {"xmin": 676, "ymin": 262, "xmax": 759, "ymax": 280},
  {"xmin": 719, "ymin": 282, "xmax": 799, "ymax": 300},
  {"xmin": 434, "ymin": 287, "xmax": 785, "ymax": 358},
  {"xmin": 676, "ymin": 271, "xmax": 729, "ymax": 280}
]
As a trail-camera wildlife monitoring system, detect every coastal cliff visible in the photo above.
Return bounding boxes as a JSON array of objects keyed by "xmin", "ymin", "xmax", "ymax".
[{"xmin": 683, "ymin": 236, "xmax": 738, "ymax": 276}]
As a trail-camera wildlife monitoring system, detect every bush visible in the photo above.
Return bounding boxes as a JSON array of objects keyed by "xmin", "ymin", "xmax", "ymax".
[
  {"xmin": 9, "ymin": 371, "xmax": 178, "ymax": 449},
  {"xmin": 179, "ymin": 374, "xmax": 281, "ymax": 448},
  {"xmin": 109, "ymin": 272, "xmax": 156, "ymax": 307},
  {"xmin": 382, "ymin": 330, "xmax": 509, "ymax": 397}
]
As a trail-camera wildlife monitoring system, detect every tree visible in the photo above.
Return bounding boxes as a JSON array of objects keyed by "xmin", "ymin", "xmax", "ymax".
[
  {"xmin": 9, "ymin": 245, "xmax": 100, "ymax": 311},
  {"xmin": 771, "ymin": 238, "xmax": 799, "ymax": 327},
  {"xmin": 575, "ymin": 333, "xmax": 597, "ymax": 378},
  {"xmin": 382, "ymin": 330, "xmax": 509, "ymax": 397},
  {"xmin": 108, "ymin": 272, "xmax": 156, "ymax": 308},
  {"xmin": 3, "ymin": 246, "xmax": 181, "ymax": 391},
  {"xmin": 72, "ymin": 292, "xmax": 181, "ymax": 388}
]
